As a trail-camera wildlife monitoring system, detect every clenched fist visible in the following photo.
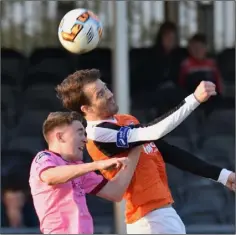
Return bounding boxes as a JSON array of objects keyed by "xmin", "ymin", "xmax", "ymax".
[
  {"xmin": 193, "ymin": 81, "xmax": 217, "ymax": 103},
  {"xmin": 97, "ymin": 157, "xmax": 129, "ymax": 171}
]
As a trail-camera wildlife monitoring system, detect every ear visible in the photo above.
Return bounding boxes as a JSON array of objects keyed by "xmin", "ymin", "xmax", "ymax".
[
  {"xmin": 81, "ymin": 105, "xmax": 91, "ymax": 114},
  {"xmin": 55, "ymin": 132, "xmax": 65, "ymax": 143}
]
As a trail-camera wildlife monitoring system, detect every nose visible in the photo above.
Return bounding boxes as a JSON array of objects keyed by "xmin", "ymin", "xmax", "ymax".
[{"xmin": 83, "ymin": 135, "xmax": 88, "ymax": 144}]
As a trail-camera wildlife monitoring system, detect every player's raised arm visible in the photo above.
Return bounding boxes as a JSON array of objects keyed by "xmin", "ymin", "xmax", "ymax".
[{"xmin": 87, "ymin": 81, "xmax": 216, "ymax": 149}]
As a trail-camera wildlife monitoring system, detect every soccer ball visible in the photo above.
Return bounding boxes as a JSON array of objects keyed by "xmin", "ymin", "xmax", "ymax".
[{"xmin": 58, "ymin": 8, "xmax": 103, "ymax": 54}]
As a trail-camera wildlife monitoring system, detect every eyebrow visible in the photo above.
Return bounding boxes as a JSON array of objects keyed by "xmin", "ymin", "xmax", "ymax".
[
  {"xmin": 77, "ymin": 128, "xmax": 84, "ymax": 132},
  {"xmin": 96, "ymin": 83, "xmax": 107, "ymax": 98}
]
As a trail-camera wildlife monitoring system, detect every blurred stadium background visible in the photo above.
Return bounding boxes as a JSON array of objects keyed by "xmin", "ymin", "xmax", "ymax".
[{"xmin": 1, "ymin": 1, "xmax": 235, "ymax": 234}]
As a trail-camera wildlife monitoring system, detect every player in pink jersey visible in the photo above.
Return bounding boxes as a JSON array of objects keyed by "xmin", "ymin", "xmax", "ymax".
[{"xmin": 29, "ymin": 111, "xmax": 141, "ymax": 234}]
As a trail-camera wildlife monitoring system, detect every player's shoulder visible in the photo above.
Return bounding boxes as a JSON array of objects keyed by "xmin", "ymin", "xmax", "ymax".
[
  {"xmin": 34, "ymin": 151, "xmax": 53, "ymax": 164},
  {"xmin": 116, "ymin": 113, "xmax": 137, "ymax": 119},
  {"xmin": 95, "ymin": 114, "xmax": 139, "ymax": 129},
  {"xmin": 115, "ymin": 114, "xmax": 140, "ymax": 124},
  {"xmin": 86, "ymin": 114, "xmax": 140, "ymax": 136}
]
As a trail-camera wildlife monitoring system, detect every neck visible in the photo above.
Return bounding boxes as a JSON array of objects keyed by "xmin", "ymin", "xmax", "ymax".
[{"xmin": 85, "ymin": 114, "xmax": 114, "ymax": 122}]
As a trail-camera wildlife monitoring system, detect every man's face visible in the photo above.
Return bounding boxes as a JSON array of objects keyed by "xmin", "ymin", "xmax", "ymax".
[
  {"xmin": 60, "ymin": 121, "xmax": 87, "ymax": 161},
  {"xmin": 82, "ymin": 79, "xmax": 119, "ymax": 119},
  {"xmin": 189, "ymin": 41, "xmax": 207, "ymax": 60},
  {"xmin": 162, "ymin": 31, "xmax": 176, "ymax": 52}
]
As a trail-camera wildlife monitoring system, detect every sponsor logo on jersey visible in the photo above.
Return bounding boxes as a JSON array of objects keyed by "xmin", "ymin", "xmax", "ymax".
[
  {"xmin": 35, "ymin": 151, "xmax": 51, "ymax": 163},
  {"xmin": 143, "ymin": 142, "xmax": 159, "ymax": 154}
]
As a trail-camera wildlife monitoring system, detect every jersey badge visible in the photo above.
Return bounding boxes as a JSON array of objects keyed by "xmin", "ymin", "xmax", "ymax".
[
  {"xmin": 35, "ymin": 151, "xmax": 51, "ymax": 163},
  {"xmin": 116, "ymin": 126, "xmax": 130, "ymax": 148}
]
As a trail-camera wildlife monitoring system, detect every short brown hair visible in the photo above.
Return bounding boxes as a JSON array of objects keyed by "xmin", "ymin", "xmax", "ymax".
[
  {"xmin": 42, "ymin": 111, "xmax": 84, "ymax": 142},
  {"xmin": 154, "ymin": 21, "xmax": 177, "ymax": 48},
  {"xmin": 56, "ymin": 69, "xmax": 101, "ymax": 115},
  {"xmin": 189, "ymin": 33, "xmax": 207, "ymax": 45}
]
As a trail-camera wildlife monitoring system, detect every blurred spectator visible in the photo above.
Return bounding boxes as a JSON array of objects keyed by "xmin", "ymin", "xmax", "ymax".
[
  {"xmin": 178, "ymin": 33, "xmax": 223, "ymax": 116},
  {"xmin": 2, "ymin": 190, "xmax": 25, "ymax": 227},
  {"xmin": 1, "ymin": 190, "xmax": 39, "ymax": 228},
  {"xmin": 143, "ymin": 21, "xmax": 189, "ymax": 115},
  {"xmin": 1, "ymin": 154, "xmax": 39, "ymax": 228},
  {"xmin": 154, "ymin": 21, "xmax": 177, "ymax": 53},
  {"xmin": 153, "ymin": 21, "xmax": 187, "ymax": 85},
  {"xmin": 131, "ymin": 21, "xmax": 188, "ymax": 114},
  {"xmin": 179, "ymin": 33, "xmax": 222, "ymax": 94},
  {"xmin": 1, "ymin": 166, "xmax": 28, "ymax": 228}
]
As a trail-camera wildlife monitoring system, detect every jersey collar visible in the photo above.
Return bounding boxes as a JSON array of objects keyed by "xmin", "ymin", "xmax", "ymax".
[{"xmin": 86, "ymin": 117, "xmax": 118, "ymax": 126}]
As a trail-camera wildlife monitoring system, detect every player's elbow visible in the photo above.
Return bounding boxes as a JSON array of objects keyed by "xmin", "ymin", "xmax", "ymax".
[{"xmin": 41, "ymin": 175, "xmax": 55, "ymax": 185}]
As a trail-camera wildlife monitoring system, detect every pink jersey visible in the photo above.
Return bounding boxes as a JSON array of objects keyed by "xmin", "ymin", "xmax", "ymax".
[{"xmin": 29, "ymin": 150, "xmax": 108, "ymax": 234}]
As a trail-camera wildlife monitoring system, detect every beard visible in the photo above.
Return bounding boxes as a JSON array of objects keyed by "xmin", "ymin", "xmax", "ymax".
[{"xmin": 98, "ymin": 101, "xmax": 119, "ymax": 118}]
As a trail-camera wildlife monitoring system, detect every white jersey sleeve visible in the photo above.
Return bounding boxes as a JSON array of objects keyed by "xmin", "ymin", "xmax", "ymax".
[{"xmin": 86, "ymin": 94, "xmax": 200, "ymax": 149}]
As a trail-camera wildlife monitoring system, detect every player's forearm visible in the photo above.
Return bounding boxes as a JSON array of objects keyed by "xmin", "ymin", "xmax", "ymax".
[
  {"xmin": 155, "ymin": 139, "xmax": 232, "ymax": 183},
  {"xmin": 40, "ymin": 162, "xmax": 99, "ymax": 185},
  {"xmin": 128, "ymin": 94, "xmax": 200, "ymax": 142},
  {"xmin": 97, "ymin": 150, "xmax": 140, "ymax": 202}
]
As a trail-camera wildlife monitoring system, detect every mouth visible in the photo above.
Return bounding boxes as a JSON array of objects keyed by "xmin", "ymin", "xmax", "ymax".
[
  {"xmin": 78, "ymin": 146, "xmax": 84, "ymax": 151},
  {"xmin": 109, "ymin": 99, "xmax": 116, "ymax": 105}
]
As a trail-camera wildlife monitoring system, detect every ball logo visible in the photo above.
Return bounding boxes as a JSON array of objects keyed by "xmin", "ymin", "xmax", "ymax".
[
  {"xmin": 61, "ymin": 21, "xmax": 83, "ymax": 42},
  {"xmin": 86, "ymin": 27, "xmax": 94, "ymax": 44},
  {"xmin": 61, "ymin": 12, "xmax": 90, "ymax": 42},
  {"xmin": 78, "ymin": 12, "xmax": 89, "ymax": 23}
]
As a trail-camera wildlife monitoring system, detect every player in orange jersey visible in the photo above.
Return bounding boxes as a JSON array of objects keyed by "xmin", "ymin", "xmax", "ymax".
[{"xmin": 56, "ymin": 69, "xmax": 235, "ymax": 234}]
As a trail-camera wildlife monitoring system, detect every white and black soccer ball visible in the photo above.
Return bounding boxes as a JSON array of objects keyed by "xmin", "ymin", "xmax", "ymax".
[{"xmin": 58, "ymin": 8, "xmax": 103, "ymax": 54}]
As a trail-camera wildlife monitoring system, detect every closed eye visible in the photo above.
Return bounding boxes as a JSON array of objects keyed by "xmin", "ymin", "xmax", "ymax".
[
  {"xmin": 96, "ymin": 89, "xmax": 104, "ymax": 98},
  {"xmin": 77, "ymin": 128, "xmax": 85, "ymax": 136}
]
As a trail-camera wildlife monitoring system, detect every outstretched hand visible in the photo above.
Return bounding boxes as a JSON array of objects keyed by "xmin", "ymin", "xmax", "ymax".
[{"xmin": 97, "ymin": 157, "xmax": 129, "ymax": 171}]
